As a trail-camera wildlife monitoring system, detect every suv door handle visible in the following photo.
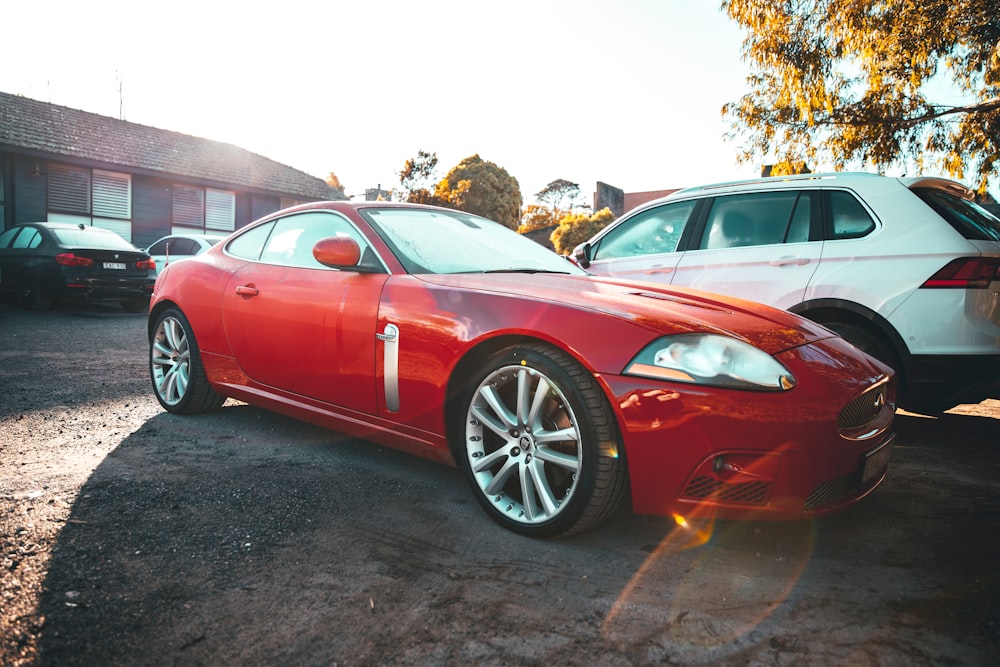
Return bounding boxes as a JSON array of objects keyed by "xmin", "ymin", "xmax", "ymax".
[{"xmin": 769, "ymin": 257, "xmax": 810, "ymax": 266}]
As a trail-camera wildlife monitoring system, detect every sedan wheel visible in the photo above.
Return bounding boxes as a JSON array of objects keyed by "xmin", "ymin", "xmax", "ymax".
[
  {"xmin": 16, "ymin": 272, "xmax": 52, "ymax": 310},
  {"xmin": 150, "ymin": 308, "xmax": 225, "ymax": 414},
  {"xmin": 459, "ymin": 344, "xmax": 628, "ymax": 537}
]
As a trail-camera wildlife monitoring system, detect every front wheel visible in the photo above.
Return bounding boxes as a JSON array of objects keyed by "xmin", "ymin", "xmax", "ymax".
[
  {"xmin": 456, "ymin": 344, "xmax": 628, "ymax": 538},
  {"xmin": 150, "ymin": 308, "xmax": 225, "ymax": 414}
]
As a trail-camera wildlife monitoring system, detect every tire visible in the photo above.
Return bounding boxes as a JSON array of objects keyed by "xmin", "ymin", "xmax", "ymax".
[
  {"xmin": 16, "ymin": 272, "xmax": 52, "ymax": 310},
  {"xmin": 824, "ymin": 321, "xmax": 892, "ymax": 364},
  {"xmin": 456, "ymin": 343, "xmax": 628, "ymax": 538},
  {"xmin": 149, "ymin": 308, "xmax": 226, "ymax": 414}
]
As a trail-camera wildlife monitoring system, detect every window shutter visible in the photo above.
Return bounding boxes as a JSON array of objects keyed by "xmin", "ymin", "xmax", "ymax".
[
  {"xmin": 93, "ymin": 171, "xmax": 131, "ymax": 219},
  {"xmin": 205, "ymin": 189, "xmax": 236, "ymax": 231},
  {"xmin": 49, "ymin": 165, "xmax": 91, "ymax": 214},
  {"xmin": 172, "ymin": 185, "xmax": 204, "ymax": 228}
]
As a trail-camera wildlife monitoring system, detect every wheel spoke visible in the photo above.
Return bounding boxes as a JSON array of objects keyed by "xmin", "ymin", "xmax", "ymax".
[
  {"xmin": 483, "ymin": 457, "xmax": 519, "ymax": 496},
  {"xmin": 527, "ymin": 457, "xmax": 561, "ymax": 517},
  {"xmin": 476, "ymin": 384, "xmax": 517, "ymax": 433},
  {"xmin": 534, "ymin": 445, "xmax": 580, "ymax": 473}
]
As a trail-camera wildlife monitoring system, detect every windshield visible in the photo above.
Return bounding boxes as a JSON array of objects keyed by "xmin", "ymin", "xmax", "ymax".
[
  {"xmin": 51, "ymin": 227, "xmax": 139, "ymax": 251},
  {"xmin": 911, "ymin": 188, "xmax": 1000, "ymax": 243},
  {"xmin": 362, "ymin": 207, "xmax": 585, "ymax": 275}
]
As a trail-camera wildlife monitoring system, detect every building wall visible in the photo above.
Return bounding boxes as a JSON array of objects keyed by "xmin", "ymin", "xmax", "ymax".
[
  {"xmin": 11, "ymin": 157, "xmax": 48, "ymax": 223},
  {"xmin": 132, "ymin": 176, "xmax": 173, "ymax": 248}
]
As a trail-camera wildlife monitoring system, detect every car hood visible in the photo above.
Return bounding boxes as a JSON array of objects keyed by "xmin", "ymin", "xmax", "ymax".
[{"xmin": 417, "ymin": 272, "xmax": 837, "ymax": 355}]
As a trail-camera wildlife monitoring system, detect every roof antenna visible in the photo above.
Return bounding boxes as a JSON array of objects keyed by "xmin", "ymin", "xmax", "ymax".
[{"xmin": 117, "ymin": 70, "xmax": 124, "ymax": 120}]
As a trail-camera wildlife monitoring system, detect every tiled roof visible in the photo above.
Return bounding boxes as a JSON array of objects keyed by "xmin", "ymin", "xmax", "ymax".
[{"xmin": 0, "ymin": 90, "xmax": 341, "ymax": 200}]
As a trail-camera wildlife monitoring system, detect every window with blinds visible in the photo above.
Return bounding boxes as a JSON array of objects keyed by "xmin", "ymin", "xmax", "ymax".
[
  {"xmin": 93, "ymin": 170, "xmax": 131, "ymax": 219},
  {"xmin": 48, "ymin": 164, "xmax": 91, "ymax": 214},
  {"xmin": 206, "ymin": 189, "xmax": 236, "ymax": 231},
  {"xmin": 172, "ymin": 185, "xmax": 205, "ymax": 228}
]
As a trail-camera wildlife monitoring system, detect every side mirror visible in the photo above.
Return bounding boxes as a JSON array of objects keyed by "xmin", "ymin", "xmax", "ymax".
[
  {"xmin": 570, "ymin": 243, "xmax": 592, "ymax": 269},
  {"xmin": 313, "ymin": 236, "xmax": 361, "ymax": 269}
]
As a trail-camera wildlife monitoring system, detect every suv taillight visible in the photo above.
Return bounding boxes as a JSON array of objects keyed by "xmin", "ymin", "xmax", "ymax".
[
  {"xmin": 55, "ymin": 253, "xmax": 94, "ymax": 267},
  {"xmin": 921, "ymin": 258, "xmax": 1000, "ymax": 288}
]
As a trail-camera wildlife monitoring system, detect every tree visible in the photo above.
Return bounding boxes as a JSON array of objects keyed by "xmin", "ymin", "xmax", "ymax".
[
  {"xmin": 435, "ymin": 155, "xmax": 523, "ymax": 229},
  {"xmin": 722, "ymin": 0, "xmax": 1000, "ymax": 193},
  {"xmin": 550, "ymin": 208, "xmax": 616, "ymax": 255},
  {"xmin": 325, "ymin": 172, "xmax": 347, "ymax": 198},
  {"xmin": 518, "ymin": 204, "xmax": 559, "ymax": 233},
  {"xmin": 398, "ymin": 150, "xmax": 440, "ymax": 203},
  {"xmin": 535, "ymin": 179, "xmax": 583, "ymax": 217}
]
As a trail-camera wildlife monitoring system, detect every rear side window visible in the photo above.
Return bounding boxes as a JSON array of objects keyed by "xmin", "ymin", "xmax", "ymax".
[
  {"xmin": 911, "ymin": 187, "xmax": 1000, "ymax": 242},
  {"xmin": 828, "ymin": 191, "xmax": 877, "ymax": 239},
  {"xmin": 699, "ymin": 191, "xmax": 813, "ymax": 249},
  {"xmin": 12, "ymin": 228, "xmax": 42, "ymax": 249},
  {"xmin": 593, "ymin": 200, "xmax": 696, "ymax": 260}
]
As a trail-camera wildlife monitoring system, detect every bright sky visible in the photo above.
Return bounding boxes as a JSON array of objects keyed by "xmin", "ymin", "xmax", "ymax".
[{"xmin": 0, "ymin": 0, "xmax": 956, "ymax": 204}]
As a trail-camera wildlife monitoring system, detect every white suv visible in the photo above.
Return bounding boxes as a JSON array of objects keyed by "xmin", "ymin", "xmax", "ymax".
[{"xmin": 573, "ymin": 173, "xmax": 1000, "ymax": 413}]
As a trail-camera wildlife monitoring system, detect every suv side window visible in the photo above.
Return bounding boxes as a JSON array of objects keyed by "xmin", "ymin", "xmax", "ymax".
[
  {"xmin": 593, "ymin": 200, "xmax": 696, "ymax": 260},
  {"xmin": 699, "ymin": 192, "xmax": 812, "ymax": 249},
  {"xmin": 829, "ymin": 190, "xmax": 876, "ymax": 238}
]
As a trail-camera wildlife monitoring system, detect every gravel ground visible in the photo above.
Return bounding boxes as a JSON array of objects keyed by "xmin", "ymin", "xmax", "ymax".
[{"xmin": 1, "ymin": 300, "xmax": 998, "ymax": 666}]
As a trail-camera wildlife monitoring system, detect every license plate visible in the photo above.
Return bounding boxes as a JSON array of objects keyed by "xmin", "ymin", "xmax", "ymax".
[
  {"xmin": 103, "ymin": 262, "xmax": 127, "ymax": 270},
  {"xmin": 861, "ymin": 435, "xmax": 895, "ymax": 484}
]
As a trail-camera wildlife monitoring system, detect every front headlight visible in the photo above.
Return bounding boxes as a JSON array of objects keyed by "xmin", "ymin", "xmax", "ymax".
[{"xmin": 624, "ymin": 334, "xmax": 796, "ymax": 391}]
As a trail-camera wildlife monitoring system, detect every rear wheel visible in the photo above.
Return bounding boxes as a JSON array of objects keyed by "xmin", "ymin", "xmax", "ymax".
[
  {"xmin": 150, "ymin": 308, "xmax": 225, "ymax": 414},
  {"xmin": 16, "ymin": 272, "xmax": 52, "ymax": 310},
  {"xmin": 456, "ymin": 343, "xmax": 628, "ymax": 538}
]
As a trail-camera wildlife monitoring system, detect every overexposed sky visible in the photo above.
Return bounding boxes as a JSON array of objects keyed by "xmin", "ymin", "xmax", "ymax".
[{"xmin": 3, "ymin": 1, "xmax": 975, "ymax": 203}]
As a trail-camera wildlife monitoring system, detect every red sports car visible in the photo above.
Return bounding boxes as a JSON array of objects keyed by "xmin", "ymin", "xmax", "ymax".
[{"xmin": 148, "ymin": 201, "xmax": 896, "ymax": 537}]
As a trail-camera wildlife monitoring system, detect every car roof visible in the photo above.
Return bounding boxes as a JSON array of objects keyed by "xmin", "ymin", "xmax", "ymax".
[{"xmin": 626, "ymin": 172, "xmax": 975, "ymax": 215}]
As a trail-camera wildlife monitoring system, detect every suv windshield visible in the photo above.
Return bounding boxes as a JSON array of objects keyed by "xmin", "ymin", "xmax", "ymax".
[
  {"xmin": 362, "ymin": 207, "xmax": 583, "ymax": 275},
  {"xmin": 911, "ymin": 188, "xmax": 1000, "ymax": 242}
]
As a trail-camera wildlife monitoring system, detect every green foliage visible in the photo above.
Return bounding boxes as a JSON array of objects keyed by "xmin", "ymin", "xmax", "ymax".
[
  {"xmin": 434, "ymin": 155, "xmax": 523, "ymax": 229},
  {"xmin": 550, "ymin": 207, "xmax": 616, "ymax": 255},
  {"xmin": 723, "ymin": 0, "xmax": 1000, "ymax": 193}
]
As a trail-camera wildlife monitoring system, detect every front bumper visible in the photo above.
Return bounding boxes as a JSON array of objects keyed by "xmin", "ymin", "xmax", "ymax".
[{"xmin": 602, "ymin": 336, "xmax": 896, "ymax": 520}]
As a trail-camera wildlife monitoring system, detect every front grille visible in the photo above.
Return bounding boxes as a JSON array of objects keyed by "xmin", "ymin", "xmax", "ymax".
[
  {"xmin": 838, "ymin": 384, "xmax": 887, "ymax": 430},
  {"xmin": 682, "ymin": 475, "xmax": 770, "ymax": 505},
  {"xmin": 805, "ymin": 473, "xmax": 857, "ymax": 510}
]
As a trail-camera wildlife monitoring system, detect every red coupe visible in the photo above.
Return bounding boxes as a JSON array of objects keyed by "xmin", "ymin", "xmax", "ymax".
[{"xmin": 148, "ymin": 201, "xmax": 896, "ymax": 537}]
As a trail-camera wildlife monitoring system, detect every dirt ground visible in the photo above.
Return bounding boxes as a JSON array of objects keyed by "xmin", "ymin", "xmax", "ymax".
[{"xmin": 1, "ymin": 300, "xmax": 998, "ymax": 666}]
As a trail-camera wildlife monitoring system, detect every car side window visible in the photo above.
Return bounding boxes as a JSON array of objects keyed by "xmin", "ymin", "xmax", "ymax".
[
  {"xmin": 829, "ymin": 191, "xmax": 876, "ymax": 239},
  {"xmin": 593, "ymin": 201, "xmax": 696, "ymax": 260},
  {"xmin": 699, "ymin": 192, "xmax": 811, "ymax": 249},
  {"xmin": 170, "ymin": 239, "xmax": 199, "ymax": 256},
  {"xmin": 12, "ymin": 228, "xmax": 41, "ymax": 249},
  {"xmin": 227, "ymin": 222, "xmax": 275, "ymax": 261},
  {"xmin": 148, "ymin": 239, "xmax": 169, "ymax": 255},
  {"xmin": 0, "ymin": 227, "xmax": 20, "ymax": 248},
  {"xmin": 259, "ymin": 212, "xmax": 371, "ymax": 269}
]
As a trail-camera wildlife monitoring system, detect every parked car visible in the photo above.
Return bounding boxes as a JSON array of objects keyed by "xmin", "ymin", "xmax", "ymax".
[
  {"xmin": 0, "ymin": 222, "xmax": 156, "ymax": 311},
  {"xmin": 572, "ymin": 173, "xmax": 1000, "ymax": 413},
  {"xmin": 145, "ymin": 233, "xmax": 227, "ymax": 276},
  {"xmin": 148, "ymin": 201, "xmax": 896, "ymax": 537}
]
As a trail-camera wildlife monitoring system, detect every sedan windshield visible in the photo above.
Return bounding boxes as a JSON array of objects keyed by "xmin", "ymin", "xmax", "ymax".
[{"xmin": 362, "ymin": 207, "xmax": 585, "ymax": 275}]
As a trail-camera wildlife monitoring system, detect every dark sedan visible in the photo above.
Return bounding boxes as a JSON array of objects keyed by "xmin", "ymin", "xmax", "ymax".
[{"xmin": 0, "ymin": 222, "xmax": 156, "ymax": 311}]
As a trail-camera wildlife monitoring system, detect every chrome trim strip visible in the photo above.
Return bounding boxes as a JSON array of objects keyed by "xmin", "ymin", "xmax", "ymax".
[{"xmin": 381, "ymin": 323, "xmax": 400, "ymax": 412}]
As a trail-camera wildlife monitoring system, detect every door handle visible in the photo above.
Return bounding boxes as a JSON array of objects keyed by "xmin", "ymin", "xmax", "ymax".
[
  {"xmin": 769, "ymin": 257, "xmax": 810, "ymax": 266},
  {"xmin": 235, "ymin": 284, "xmax": 259, "ymax": 296}
]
